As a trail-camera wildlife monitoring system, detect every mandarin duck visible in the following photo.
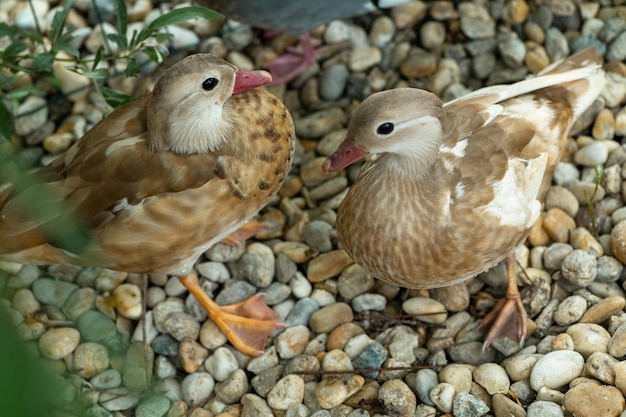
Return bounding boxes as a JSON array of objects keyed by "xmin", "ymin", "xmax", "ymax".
[
  {"xmin": 203, "ymin": 0, "xmax": 394, "ymax": 84},
  {"xmin": 323, "ymin": 46, "xmax": 606, "ymax": 348},
  {"xmin": 1, "ymin": 54, "xmax": 295, "ymax": 356}
]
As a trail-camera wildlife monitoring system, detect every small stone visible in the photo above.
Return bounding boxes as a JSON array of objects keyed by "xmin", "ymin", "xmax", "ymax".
[
  {"xmin": 100, "ymin": 388, "xmax": 139, "ymax": 411},
  {"xmin": 439, "ymin": 364, "xmax": 472, "ymax": 394},
  {"xmin": 553, "ymin": 295, "xmax": 587, "ymax": 325},
  {"xmin": 429, "ymin": 383, "xmax": 455, "ymax": 413},
  {"xmin": 15, "ymin": 96, "xmax": 49, "ymax": 136},
  {"xmin": 579, "ymin": 296, "xmax": 625, "ymax": 324},
  {"xmin": 199, "ymin": 319, "xmax": 228, "ymax": 351},
  {"xmin": 309, "ymin": 302, "xmax": 353, "ymax": 334},
  {"xmin": 90, "ymin": 369, "xmax": 122, "ymax": 390},
  {"xmin": 492, "ymin": 393, "xmax": 525, "ymax": 417},
  {"xmin": 414, "ymin": 369, "xmax": 438, "ymax": 406},
  {"xmin": 181, "ymin": 372, "xmax": 215, "ymax": 406},
  {"xmin": 123, "ymin": 342, "xmax": 153, "ymax": 391},
  {"xmin": 275, "ymin": 325, "xmax": 310, "ymax": 359},
  {"xmin": 179, "ymin": 339, "xmax": 209, "ymax": 373},
  {"xmin": 32, "ymin": 278, "xmax": 79, "ymax": 308},
  {"xmin": 615, "ymin": 107, "xmax": 626, "ymax": 136},
  {"xmin": 39, "ymin": 327, "xmax": 80, "ymax": 360},
  {"xmin": 379, "ymin": 379, "xmax": 416, "ymax": 417},
  {"xmin": 608, "ymin": 322, "xmax": 626, "ymax": 358},
  {"xmin": 327, "ymin": 323, "xmax": 366, "ymax": 351},
  {"xmin": 402, "ymin": 297, "xmax": 447, "ymax": 324},
  {"xmin": 447, "ymin": 342, "xmax": 495, "ymax": 365},
  {"xmin": 72, "ymin": 342, "xmax": 109, "ymax": 378},
  {"xmin": 473, "ymin": 363, "xmax": 509, "ymax": 395},
  {"xmin": 307, "ymin": 250, "xmax": 353, "ymax": 283},
  {"xmin": 543, "ymin": 242, "xmax": 574, "ymax": 270},
  {"xmin": 566, "ymin": 323, "xmax": 611, "ymax": 358},
  {"xmin": 164, "ymin": 312, "xmax": 200, "ymax": 341},
  {"xmin": 110, "ymin": 283, "xmax": 142, "ymax": 320},
  {"xmin": 592, "ymin": 108, "xmax": 616, "ymax": 141},
  {"xmin": 391, "ymin": 1, "xmax": 427, "ymax": 29},
  {"xmin": 352, "ymin": 293, "xmax": 386, "ymax": 313},
  {"xmin": 400, "ymin": 49, "xmax": 438, "ymax": 78},
  {"xmin": 369, "ymin": 16, "xmax": 395, "ymax": 47},
  {"xmin": 136, "ymin": 395, "xmax": 171, "ymax": 417},
  {"xmin": 420, "ymin": 21, "xmax": 446, "ymax": 50},
  {"xmin": 561, "ymin": 249, "xmax": 597, "ymax": 287},
  {"xmin": 498, "ymin": 34, "xmax": 526, "ymax": 68},
  {"xmin": 452, "ymin": 392, "xmax": 490, "ymax": 417},
  {"xmin": 545, "ymin": 186, "xmax": 579, "ymax": 218},
  {"xmin": 295, "ymin": 108, "xmax": 344, "ymax": 139},
  {"xmin": 267, "ymin": 374, "xmax": 304, "ymax": 410},
  {"xmin": 503, "ymin": 353, "xmax": 542, "ymax": 382},
  {"xmin": 205, "ymin": 347, "xmax": 238, "ymax": 382},
  {"xmin": 585, "ymin": 351, "xmax": 617, "ymax": 384},
  {"xmin": 319, "ymin": 65, "xmax": 349, "ymax": 101},
  {"xmin": 526, "ymin": 400, "xmax": 564, "ymax": 417},
  {"xmin": 595, "ymin": 256, "xmax": 623, "ymax": 283},
  {"xmin": 353, "ymin": 341, "xmax": 387, "ymax": 378},
  {"xmin": 458, "ymin": 3, "xmax": 495, "ymax": 39},
  {"xmin": 610, "ymin": 221, "xmax": 626, "ymax": 264},
  {"xmin": 543, "ymin": 207, "xmax": 576, "ymax": 243},
  {"xmin": 324, "ymin": 20, "xmax": 351, "ymax": 43},
  {"xmin": 530, "ymin": 350, "xmax": 584, "ymax": 391},
  {"xmin": 241, "ymin": 394, "xmax": 273, "ymax": 417},
  {"xmin": 574, "ymin": 142, "xmax": 610, "ymax": 166},
  {"xmin": 214, "ymin": 368, "xmax": 249, "ymax": 405},
  {"xmin": 562, "ymin": 382, "xmax": 625, "ymax": 417}
]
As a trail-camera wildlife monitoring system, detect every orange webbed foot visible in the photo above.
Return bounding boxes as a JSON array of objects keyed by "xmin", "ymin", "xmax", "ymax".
[
  {"xmin": 178, "ymin": 273, "xmax": 285, "ymax": 356},
  {"xmin": 478, "ymin": 255, "xmax": 528, "ymax": 350}
]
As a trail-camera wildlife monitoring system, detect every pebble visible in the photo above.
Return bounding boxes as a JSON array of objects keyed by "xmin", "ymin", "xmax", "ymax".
[
  {"xmin": 543, "ymin": 208, "xmax": 576, "ymax": 243},
  {"xmin": 503, "ymin": 353, "xmax": 542, "ymax": 382},
  {"xmin": 320, "ymin": 65, "xmax": 349, "ymax": 101},
  {"xmin": 529, "ymin": 350, "xmax": 583, "ymax": 391},
  {"xmin": 267, "ymin": 374, "xmax": 304, "ymax": 410},
  {"xmin": 608, "ymin": 322, "xmax": 626, "ymax": 358},
  {"xmin": 295, "ymin": 108, "xmax": 345, "ymax": 138},
  {"xmin": 400, "ymin": 49, "xmax": 438, "ymax": 78},
  {"xmin": 402, "ymin": 297, "xmax": 447, "ymax": 324},
  {"xmin": 136, "ymin": 395, "xmax": 171, "ymax": 417},
  {"xmin": 560, "ymin": 249, "xmax": 597, "ymax": 287},
  {"xmin": 544, "ymin": 186, "xmax": 579, "ymax": 218},
  {"xmin": 100, "ymin": 388, "xmax": 139, "ymax": 411},
  {"xmin": 379, "ymin": 379, "xmax": 416, "ymax": 417},
  {"xmin": 553, "ymin": 295, "xmax": 587, "ymax": 325},
  {"xmin": 309, "ymin": 302, "xmax": 353, "ymax": 334},
  {"xmin": 566, "ymin": 323, "xmax": 611, "ymax": 358},
  {"xmin": 562, "ymin": 382, "xmax": 625, "ymax": 417},
  {"xmin": 38, "ymin": 327, "xmax": 81, "ymax": 360},
  {"xmin": 439, "ymin": 365, "xmax": 472, "ymax": 394},
  {"xmin": 575, "ymin": 142, "xmax": 610, "ymax": 166},
  {"xmin": 214, "ymin": 368, "xmax": 249, "ymax": 404},
  {"xmin": 351, "ymin": 293, "xmax": 386, "ymax": 312},
  {"xmin": 579, "ymin": 295, "xmax": 625, "ymax": 324},
  {"xmin": 90, "ymin": 369, "xmax": 122, "ymax": 390},
  {"xmin": 15, "ymin": 96, "xmax": 49, "ymax": 136},
  {"xmin": 429, "ymin": 382, "xmax": 455, "ymax": 413},
  {"xmin": 458, "ymin": 3, "xmax": 495, "ymax": 39},
  {"xmin": 72, "ymin": 342, "xmax": 109, "ymax": 378},
  {"xmin": 610, "ymin": 220, "xmax": 626, "ymax": 264},
  {"xmin": 420, "ymin": 21, "xmax": 445, "ymax": 50},
  {"xmin": 585, "ymin": 351, "xmax": 617, "ymax": 384},
  {"xmin": 452, "ymin": 392, "xmax": 490, "ymax": 417},
  {"xmin": 241, "ymin": 394, "xmax": 273, "ymax": 417},
  {"xmin": 275, "ymin": 325, "xmax": 310, "ymax": 359},
  {"xmin": 205, "ymin": 347, "xmax": 239, "ymax": 382},
  {"xmin": 164, "ymin": 312, "xmax": 200, "ymax": 341},
  {"xmin": 526, "ymin": 400, "xmax": 564, "ymax": 417},
  {"xmin": 110, "ymin": 283, "xmax": 143, "ymax": 319},
  {"xmin": 473, "ymin": 363, "xmax": 509, "ymax": 395},
  {"xmin": 181, "ymin": 372, "xmax": 215, "ymax": 406},
  {"xmin": 177, "ymin": 338, "xmax": 208, "ymax": 374},
  {"xmin": 32, "ymin": 278, "xmax": 79, "ymax": 308}
]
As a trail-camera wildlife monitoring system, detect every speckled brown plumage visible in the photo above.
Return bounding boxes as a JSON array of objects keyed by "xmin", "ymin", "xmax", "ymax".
[
  {"xmin": 324, "ymin": 46, "xmax": 606, "ymax": 347},
  {"xmin": 1, "ymin": 54, "xmax": 295, "ymax": 356}
]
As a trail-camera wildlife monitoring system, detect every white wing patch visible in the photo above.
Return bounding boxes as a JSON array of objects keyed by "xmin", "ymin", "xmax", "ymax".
[
  {"xmin": 105, "ymin": 137, "xmax": 144, "ymax": 156},
  {"xmin": 478, "ymin": 154, "xmax": 548, "ymax": 229},
  {"xmin": 440, "ymin": 138, "xmax": 468, "ymax": 158}
]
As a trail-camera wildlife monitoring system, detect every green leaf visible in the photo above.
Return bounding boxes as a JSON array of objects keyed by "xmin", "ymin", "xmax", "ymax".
[
  {"xmin": 49, "ymin": 0, "xmax": 74, "ymax": 43},
  {"xmin": 0, "ymin": 22, "xmax": 16, "ymax": 38},
  {"xmin": 136, "ymin": 6, "xmax": 223, "ymax": 44},
  {"xmin": 5, "ymin": 85, "xmax": 42, "ymax": 100},
  {"xmin": 53, "ymin": 41, "xmax": 80, "ymax": 58},
  {"xmin": 2, "ymin": 42, "xmax": 27, "ymax": 60},
  {"xmin": 0, "ymin": 101, "xmax": 13, "ymax": 142},
  {"xmin": 81, "ymin": 68, "xmax": 110, "ymax": 80},
  {"xmin": 141, "ymin": 46, "xmax": 166, "ymax": 63},
  {"xmin": 32, "ymin": 52, "xmax": 55, "ymax": 72},
  {"xmin": 114, "ymin": 0, "xmax": 128, "ymax": 50},
  {"xmin": 100, "ymin": 85, "xmax": 134, "ymax": 108},
  {"xmin": 124, "ymin": 58, "xmax": 140, "ymax": 78},
  {"xmin": 153, "ymin": 32, "xmax": 173, "ymax": 43}
]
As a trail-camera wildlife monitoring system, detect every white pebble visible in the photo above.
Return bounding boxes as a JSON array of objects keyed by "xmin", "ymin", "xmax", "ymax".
[
  {"xmin": 205, "ymin": 347, "xmax": 239, "ymax": 382},
  {"xmin": 267, "ymin": 374, "xmax": 305, "ymax": 410},
  {"xmin": 429, "ymin": 382, "xmax": 455, "ymax": 413},
  {"xmin": 473, "ymin": 363, "xmax": 510, "ymax": 394},
  {"xmin": 530, "ymin": 350, "xmax": 584, "ymax": 391},
  {"xmin": 181, "ymin": 372, "xmax": 215, "ymax": 406}
]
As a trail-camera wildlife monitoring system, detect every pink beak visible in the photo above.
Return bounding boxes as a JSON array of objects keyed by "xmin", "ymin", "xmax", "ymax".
[
  {"xmin": 322, "ymin": 141, "xmax": 368, "ymax": 173},
  {"xmin": 232, "ymin": 69, "xmax": 272, "ymax": 95}
]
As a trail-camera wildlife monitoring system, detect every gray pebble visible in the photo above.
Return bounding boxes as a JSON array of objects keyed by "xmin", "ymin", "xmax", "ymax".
[
  {"xmin": 164, "ymin": 312, "xmax": 200, "ymax": 341},
  {"xmin": 196, "ymin": 261, "xmax": 231, "ymax": 284},
  {"xmin": 452, "ymin": 392, "xmax": 490, "ymax": 417},
  {"xmin": 319, "ymin": 64, "xmax": 349, "ymax": 102},
  {"xmin": 459, "ymin": 3, "xmax": 495, "ymax": 39},
  {"xmin": 553, "ymin": 162, "xmax": 580, "ymax": 186},
  {"xmin": 379, "ymin": 379, "xmax": 416, "ymax": 417},
  {"xmin": 448, "ymin": 342, "xmax": 495, "ymax": 365},
  {"xmin": 352, "ymin": 293, "xmax": 387, "ymax": 313},
  {"xmin": 527, "ymin": 400, "xmax": 564, "ymax": 417},
  {"xmin": 498, "ymin": 33, "xmax": 526, "ymax": 68},
  {"xmin": 205, "ymin": 242, "xmax": 245, "ymax": 262},
  {"xmin": 353, "ymin": 341, "xmax": 387, "ymax": 378},
  {"xmin": 262, "ymin": 282, "xmax": 291, "ymax": 305},
  {"xmin": 241, "ymin": 393, "xmax": 274, "ymax": 417},
  {"xmin": 543, "ymin": 243, "xmax": 574, "ymax": 270},
  {"xmin": 607, "ymin": 30, "xmax": 626, "ymax": 62},
  {"xmin": 545, "ymin": 27, "xmax": 569, "ymax": 61},
  {"xmin": 181, "ymin": 372, "xmax": 215, "ymax": 406},
  {"xmin": 63, "ymin": 287, "xmax": 96, "ymax": 321},
  {"xmin": 413, "ymin": 369, "xmax": 439, "ymax": 406},
  {"xmin": 285, "ymin": 298, "xmax": 319, "ymax": 327},
  {"xmin": 215, "ymin": 368, "xmax": 249, "ymax": 404},
  {"xmin": 553, "ymin": 295, "xmax": 587, "ymax": 326},
  {"xmin": 32, "ymin": 278, "xmax": 79, "ymax": 308},
  {"xmin": 420, "ymin": 21, "xmax": 446, "ymax": 50},
  {"xmin": 302, "ymin": 220, "xmax": 336, "ymax": 253},
  {"xmin": 561, "ymin": 249, "xmax": 597, "ymax": 287},
  {"xmin": 215, "ymin": 280, "xmax": 257, "ymax": 305},
  {"xmin": 574, "ymin": 142, "xmax": 609, "ymax": 166},
  {"xmin": 100, "ymin": 388, "xmax": 139, "ymax": 411},
  {"xmin": 251, "ymin": 365, "xmax": 283, "ymax": 397},
  {"xmin": 595, "ymin": 256, "xmax": 623, "ymax": 283},
  {"xmin": 7, "ymin": 264, "xmax": 40, "ymax": 289},
  {"xmin": 90, "ymin": 369, "xmax": 122, "ymax": 390}
]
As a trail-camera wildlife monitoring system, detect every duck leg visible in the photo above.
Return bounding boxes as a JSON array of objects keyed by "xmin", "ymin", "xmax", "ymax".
[
  {"xmin": 478, "ymin": 254, "xmax": 528, "ymax": 349},
  {"xmin": 220, "ymin": 220, "xmax": 266, "ymax": 246},
  {"xmin": 178, "ymin": 273, "xmax": 285, "ymax": 356},
  {"xmin": 264, "ymin": 34, "xmax": 317, "ymax": 86}
]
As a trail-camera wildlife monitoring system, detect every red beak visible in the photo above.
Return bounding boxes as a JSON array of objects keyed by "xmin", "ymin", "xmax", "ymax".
[
  {"xmin": 322, "ymin": 141, "xmax": 368, "ymax": 173},
  {"xmin": 232, "ymin": 69, "xmax": 272, "ymax": 95}
]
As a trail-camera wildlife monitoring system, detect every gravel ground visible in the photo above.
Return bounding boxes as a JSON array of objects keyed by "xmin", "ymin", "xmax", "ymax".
[{"xmin": 3, "ymin": 1, "xmax": 626, "ymax": 417}]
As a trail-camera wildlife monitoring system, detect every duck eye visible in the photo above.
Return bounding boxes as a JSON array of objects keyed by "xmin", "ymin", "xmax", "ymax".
[
  {"xmin": 202, "ymin": 77, "xmax": 219, "ymax": 91},
  {"xmin": 377, "ymin": 122, "xmax": 394, "ymax": 135}
]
